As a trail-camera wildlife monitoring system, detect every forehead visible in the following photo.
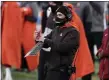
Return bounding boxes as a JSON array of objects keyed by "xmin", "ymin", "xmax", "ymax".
[{"xmin": 56, "ymin": 12, "xmax": 65, "ymax": 18}]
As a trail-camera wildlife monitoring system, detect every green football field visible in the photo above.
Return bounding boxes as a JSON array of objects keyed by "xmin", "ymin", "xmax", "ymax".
[{"xmin": 1, "ymin": 60, "xmax": 99, "ymax": 80}]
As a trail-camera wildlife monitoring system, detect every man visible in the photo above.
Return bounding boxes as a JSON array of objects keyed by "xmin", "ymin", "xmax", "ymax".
[
  {"xmin": 72, "ymin": 2, "xmax": 105, "ymax": 80},
  {"xmin": 36, "ymin": 6, "xmax": 79, "ymax": 80},
  {"xmin": 20, "ymin": 1, "xmax": 39, "ymax": 71},
  {"xmin": 96, "ymin": 27, "xmax": 109, "ymax": 80},
  {"xmin": 82, "ymin": 2, "xmax": 105, "ymax": 80},
  {"xmin": 2, "ymin": 2, "xmax": 39, "ymax": 80},
  {"xmin": 96, "ymin": 4, "xmax": 109, "ymax": 80},
  {"xmin": 2, "ymin": 2, "xmax": 23, "ymax": 80},
  {"xmin": 35, "ymin": 2, "xmax": 63, "ymax": 80},
  {"xmin": 35, "ymin": 2, "xmax": 94, "ymax": 80}
]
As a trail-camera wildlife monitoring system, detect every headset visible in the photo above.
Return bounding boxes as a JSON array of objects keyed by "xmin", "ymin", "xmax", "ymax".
[
  {"xmin": 63, "ymin": 6, "xmax": 73, "ymax": 21},
  {"xmin": 56, "ymin": 6, "xmax": 73, "ymax": 21}
]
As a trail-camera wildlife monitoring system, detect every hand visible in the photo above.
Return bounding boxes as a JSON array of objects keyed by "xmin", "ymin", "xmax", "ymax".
[
  {"xmin": 33, "ymin": 30, "xmax": 41, "ymax": 41},
  {"xmin": 98, "ymin": 50, "xmax": 103, "ymax": 59},
  {"xmin": 36, "ymin": 36, "xmax": 45, "ymax": 42}
]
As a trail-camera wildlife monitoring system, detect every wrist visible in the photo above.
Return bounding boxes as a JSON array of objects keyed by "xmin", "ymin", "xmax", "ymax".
[{"xmin": 44, "ymin": 38, "xmax": 52, "ymax": 47}]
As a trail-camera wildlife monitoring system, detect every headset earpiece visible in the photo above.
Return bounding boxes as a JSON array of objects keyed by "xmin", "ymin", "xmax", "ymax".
[{"xmin": 64, "ymin": 6, "xmax": 72, "ymax": 21}]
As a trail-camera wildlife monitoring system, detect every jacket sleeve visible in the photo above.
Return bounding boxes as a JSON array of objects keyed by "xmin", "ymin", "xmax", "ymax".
[
  {"xmin": 102, "ymin": 42, "xmax": 109, "ymax": 57},
  {"xmin": 25, "ymin": 15, "xmax": 37, "ymax": 22},
  {"xmin": 96, "ymin": 32, "xmax": 104, "ymax": 57},
  {"xmin": 89, "ymin": 1, "xmax": 104, "ymax": 14},
  {"xmin": 102, "ymin": 28, "xmax": 109, "ymax": 57},
  {"xmin": 97, "ymin": 28, "xmax": 109, "ymax": 57},
  {"xmin": 44, "ymin": 28, "xmax": 80, "ymax": 54},
  {"xmin": 29, "ymin": 2, "xmax": 39, "ymax": 19},
  {"xmin": 96, "ymin": 45, "xmax": 103, "ymax": 57},
  {"xmin": 43, "ymin": 31, "xmax": 52, "ymax": 48}
]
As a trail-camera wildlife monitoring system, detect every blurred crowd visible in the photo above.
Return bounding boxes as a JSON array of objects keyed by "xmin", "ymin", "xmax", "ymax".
[{"xmin": 1, "ymin": 1, "xmax": 109, "ymax": 80}]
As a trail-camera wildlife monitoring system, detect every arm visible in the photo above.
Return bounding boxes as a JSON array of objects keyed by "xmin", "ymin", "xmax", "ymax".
[
  {"xmin": 97, "ymin": 29, "xmax": 109, "ymax": 58},
  {"xmin": 96, "ymin": 45, "xmax": 103, "ymax": 58},
  {"xmin": 41, "ymin": 10, "xmax": 48, "ymax": 33},
  {"xmin": 97, "ymin": 42, "xmax": 109, "ymax": 58},
  {"xmin": 21, "ymin": 7, "xmax": 32, "ymax": 16},
  {"xmin": 102, "ymin": 28, "xmax": 109, "ymax": 57},
  {"xmin": 89, "ymin": 1, "xmax": 104, "ymax": 14},
  {"xmin": 29, "ymin": 2, "xmax": 39, "ymax": 19},
  {"xmin": 44, "ymin": 28, "xmax": 80, "ymax": 54},
  {"xmin": 25, "ymin": 2, "xmax": 38, "ymax": 22},
  {"xmin": 21, "ymin": 3, "xmax": 37, "ymax": 22},
  {"xmin": 102, "ymin": 40, "xmax": 109, "ymax": 57},
  {"xmin": 82, "ymin": 5, "xmax": 91, "ymax": 25},
  {"xmin": 43, "ymin": 31, "xmax": 53, "ymax": 48},
  {"xmin": 80, "ymin": 3, "xmax": 89, "ymax": 22}
]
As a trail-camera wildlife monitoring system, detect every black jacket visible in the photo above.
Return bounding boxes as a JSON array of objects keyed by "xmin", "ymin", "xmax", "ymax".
[{"xmin": 43, "ymin": 26, "xmax": 80, "ymax": 71}]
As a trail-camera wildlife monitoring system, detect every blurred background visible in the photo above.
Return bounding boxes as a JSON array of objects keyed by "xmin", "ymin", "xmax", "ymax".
[{"xmin": 1, "ymin": 1, "xmax": 109, "ymax": 80}]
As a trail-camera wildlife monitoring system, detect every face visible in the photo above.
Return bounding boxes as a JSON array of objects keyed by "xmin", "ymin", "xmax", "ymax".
[
  {"xmin": 56, "ymin": 12, "xmax": 66, "ymax": 19},
  {"xmin": 54, "ymin": 12, "xmax": 67, "ymax": 26}
]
